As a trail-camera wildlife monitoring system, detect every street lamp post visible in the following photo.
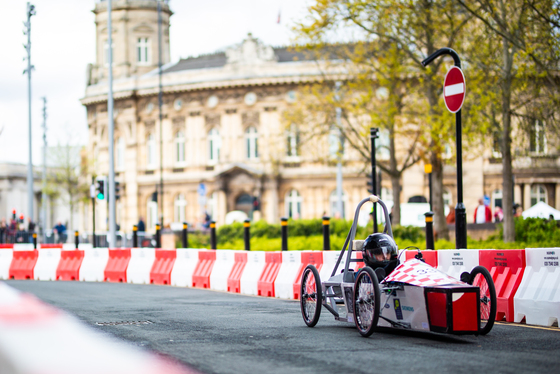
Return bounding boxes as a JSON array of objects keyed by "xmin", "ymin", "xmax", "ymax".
[
  {"xmin": 421, "ymin": 48, "xmax": 467, "ymax": 249},
  {"xmin": 157, "ymin": 0, "xmax": 164, "ymax": 229},
  {"xmin": 24, "ymin": 2, "xmax": 36, "ymax": 225},
  {"xmin": 107, "ymin": 0, "xmax": 116, "ymax": 248}
]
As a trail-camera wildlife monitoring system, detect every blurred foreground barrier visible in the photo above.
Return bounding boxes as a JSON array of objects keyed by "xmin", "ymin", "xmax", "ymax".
[
  {"xmin": 192, "ymin": 250, "xmax": 216, "ymax": 289},
  {"xmin": 514, "ymin": 248, "xmax": 560, "ymax": 326},
  {"xmin": 170, "ymin": 248, "xmax": 201, "ymax": 287},
  {"xmin": 127, "ymin": 248, "xmax": 156, "ymax": 284},
  {"xmin": 56, "ymin": 249, "xmax": 85, "ymax": 281},
  {"xmin": 0, "ymin": 283, "xmax": 193, "ymax": 374},
  {"xmin": 240, "ymin": 251, "xmax": 266, "ymax": 296},
  {"xmin": 9, "ymin": 248, "xmax": 37, "ymax": 280},
  {"xmin": 257, "ymin": 252, "xmax": 282, "ymax": 297},
  {"xmin": 34, "ymin": 247, "xmax": 61, "ymax": 281},
  {"xmin": 209, "ymin": 250, "xmax": 235, "ymax": 292},
  {"xmin": 0, "ymin": 247, "xmax": 13, "ymax": 280},
  {"xmin": 437, "ymin": 249, "xmax": 480, "ymax": 281},
  {"xmin": 227, "ymin": 252, "xmax": 247, "ymax": 293},
  {"xmin": 479, "ymin": 249, "xmax": 526, "ymax": 322},
  {"xmin": 104, "ymin": 248, "xmax": 131, "ymax": 283},
  {"xmin": 150, "ymin": 249, "xmax": 176, "ymax": 285},
  {"xmin": 293, "ymin": 251, "xmax": 323, "ymax": 300},
  {"xmin": 79, "ymin": 247, "xmax": 109, "ymax": 282},
  {"xmin": 275, "ymin": 251, "xmax": 302, "ymax": 299}
]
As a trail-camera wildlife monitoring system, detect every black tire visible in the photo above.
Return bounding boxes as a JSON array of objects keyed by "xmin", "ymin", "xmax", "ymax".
[
  {"xmin": 468, "ymin": 266, "xmax": 497, "ymax": 335},
  {"xmin": 353, "ymin": 267, "xmax": 381, "ymax": 337},
  {"xmin": 300, "ymin": 264, "xmax": 322, "ymax": 327}
]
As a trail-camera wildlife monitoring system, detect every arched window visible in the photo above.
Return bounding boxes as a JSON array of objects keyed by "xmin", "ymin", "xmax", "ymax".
[
  {"xmin": 235, "ymin": 193, "xmax": 254, "ymax": 215},
  {"xmin": 286, "ymin": 124, "xmax": 300, "ymax": 158},
  {"xmin": 245, "ymin": 127, "xmax": 259, "ymax": 160},
  {"xmin": 147, "ymin": 133, "xmax": 156, "ymax": 169},
  {"xmin": 175, "ymin": 131, "xmax": 185, "ymax": 164},
  {"xmin": 285, "ymin": 189, "xmax": 302, "ymax": 219},
  {"xmin": 174, "ymin": 194, "xmax": 187, "ymax": 223},
  {"xmin": 116, "ymin": 137, "xmax": 125, "ymax": 170},
  {"xmin": 137, "ymin": 37, "xmax": 150, "ymax": 65},
  {"xmin": 530, "ymin": 120, "xmax": 547, "ymax": 154},
  {"xmin": 531, "ymin": 184, "xmax": 547, "ymax": 206},
  {"xmin": 329, "ymin": 190, "xmax": 347, "ymax": 219},
  {"xmin": 208, "ymin": 128, "xmax": 221, "ymax": 163},
  {"xmin": 147, "ymin": 199, "xmax": 158, "ymax": 231}
]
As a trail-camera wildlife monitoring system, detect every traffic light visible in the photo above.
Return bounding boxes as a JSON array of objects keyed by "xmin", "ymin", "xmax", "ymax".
[
  {"xmin": 115, "ymin": 181, "xmax": 121, "ymax": 201},
  {"xmin": 253, "ymin": 196, "xmax": 260, "ymax": 211},
  {"xmin": 12, "ymin": 210, "xmax": 16, "ymax": 220},
  {"xmin": 96, "ymin": 177, "xmax": 106, "ymax": 200},
  {"xmin": 151, "ymin": 191, "xmax": 158, "ymax": 203}
]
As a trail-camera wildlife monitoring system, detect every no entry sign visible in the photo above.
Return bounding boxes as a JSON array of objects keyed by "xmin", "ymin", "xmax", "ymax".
[{"xmin": 443, "ymin": 66, "xmax": 466, "ymax": 113}]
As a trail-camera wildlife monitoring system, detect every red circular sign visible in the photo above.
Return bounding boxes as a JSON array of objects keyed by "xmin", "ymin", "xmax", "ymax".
[{"xmin": 443, "ymin": 66, "xmax": 466, "ymax": 113}]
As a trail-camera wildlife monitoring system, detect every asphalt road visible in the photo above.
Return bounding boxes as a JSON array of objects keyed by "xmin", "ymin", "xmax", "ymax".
[{"xmin": 6, "ymin": 280, "xmax": 560, "ymax": 374}]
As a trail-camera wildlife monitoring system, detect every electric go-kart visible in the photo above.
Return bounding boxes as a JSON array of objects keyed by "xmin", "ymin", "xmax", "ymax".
[{"xmin": 300, "ymin": 195, "xmax": 497, "ymax": 337}]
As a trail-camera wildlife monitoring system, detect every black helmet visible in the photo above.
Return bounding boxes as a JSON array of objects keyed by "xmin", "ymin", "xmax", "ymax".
[{"xmin": 362, "ymin": 233, "xmax": 399, "ymax": 276}]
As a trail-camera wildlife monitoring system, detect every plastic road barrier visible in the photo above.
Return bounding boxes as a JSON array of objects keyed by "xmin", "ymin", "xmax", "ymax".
[
  {"xmin": 240, "ymin": 251, "xmax": 266, "ymax": 296},
  {"xmin": 56, "ymin": 249, "xmax": 85, "ymax": 281},
  {"xmin": 257, "ymin": 252, "xmax": 283, "ymax": 297},
  {"xmin": 320, "ymin": 250, "xmax": 348, "ymax": 283},
  {"xmin": 274, "ymin": 251, "xmax": 302, "ymax": 299},
  {"xmin": 227, "ymin": 252, "xmax": 248, "ymax": 293},
  {"xmin": 0, "ymin": 283, "xmax": 193, "ymax": 374},
  {"xmin": 514, "ymin": 248, "xmax": 560, "ymax": 326},
  {"xmin": 192, "ymin": 250, "xmax": 217, "ymax": 289},
  {"xmin": 0, "ymin": 247, "xmax": 13, "ymax": 280},
  {"xmin": 171, "ymin": 248, "xmax": 201, "ymax": 287},
  {"xmin": 437, "ymin": 249, "xmax": 480, "ymax": 281},
  {"xmin": 293, "ymin": 251, "xmax": 323, "ymax": 300},
  {"xmin": 127, "ymin": 248, "xmax": 156, "ymax": 284},
  {"xmin": 9, "ymin": 249, "xmax": 38, "ymax": 280},
  {"xmin": 13, "ymin": 244, "xmax": 34, "ymax": 250},
  {"xmin": 104, "ymin": 248, "xmax": 132, "ymax": 283},
  {"xmin": 209, "ymin": 250, "xmax": 236, "ymax": 292},
  {"xmin": 79, "ymin": 247, "xmax": 109, "ymax": 282},
  {"xmin": 34, "ymin": 248, "xmax": 62, "ymax": 281},
  {"xmin": 404, "ymin": 250, "xmax": 438, "ymax": 268},
  {"xmin": 479, "ymin": 249, "xmax": 526, "ymax": 322},
  {"xmin": 150, "ymin": 249, "xmax": 177, "ymax": 285},
  {"xmin": 0, "ymin": 244, "xmax": 13, "ymax": 249},
  {"xmin": 38, "ymin": 244, "xmax": 63, "ymax": 249}
]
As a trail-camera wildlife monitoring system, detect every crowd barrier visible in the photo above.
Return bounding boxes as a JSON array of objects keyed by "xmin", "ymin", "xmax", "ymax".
[
  {"xmin": 2, "ymin": 246, "xmax": 558, "ymax": 328},
  {"xmin": 127, "ymin": 248, "xmax": 156, "ymax": 284},
  {"xmin": 57, "ymin": 249, "xmax": 85, "ymax": 281},
  {"xmin": 514, "ymin": 248, "xmax": 560, "ymax": 326},
  {"xmin": 150, "ymin": 249, "xmax": 176, "ymax": 285}
]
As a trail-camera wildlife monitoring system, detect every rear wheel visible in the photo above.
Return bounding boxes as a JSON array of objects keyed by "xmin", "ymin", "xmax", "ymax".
[
  {"xmin": 300, "ymin": 265, "xmax": 322, "ymax": 327},
  {"xmin": 468, "ymin": 266, "xmax": 496, "ymax": 335},
  {"xmin": 353, "ymin": 267, "xmax": 381, "ymax": 337}
]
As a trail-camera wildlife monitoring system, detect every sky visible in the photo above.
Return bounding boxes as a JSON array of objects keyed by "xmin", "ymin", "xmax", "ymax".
[{"xmin": 0, "ymin": 0, "xmax": 312, "ymax": 165}]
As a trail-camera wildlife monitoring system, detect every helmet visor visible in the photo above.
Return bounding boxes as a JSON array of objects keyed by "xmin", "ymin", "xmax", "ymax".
[{"xmin": 371, "ymin": 246, "xmax": 396, "ymax": 261}]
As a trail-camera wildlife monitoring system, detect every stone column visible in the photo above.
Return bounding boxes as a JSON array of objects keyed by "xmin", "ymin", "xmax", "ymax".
[{"xmin": 523, "ymin": 183, "xmax": 532, "ymax": 210}]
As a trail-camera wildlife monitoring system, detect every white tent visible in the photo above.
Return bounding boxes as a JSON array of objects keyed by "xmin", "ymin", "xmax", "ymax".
[{"xmin": 522, "ymin": 201, "xmax": 560, "ymax": 220}]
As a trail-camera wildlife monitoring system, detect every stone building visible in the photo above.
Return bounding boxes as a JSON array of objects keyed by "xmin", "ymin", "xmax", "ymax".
[{"xmin": 82, "ymin": 0, "xmax": 559, "ymax": 233}]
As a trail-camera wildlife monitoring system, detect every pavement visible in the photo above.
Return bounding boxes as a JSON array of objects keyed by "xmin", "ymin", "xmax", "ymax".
[{"xmin": 5, "ymin": 280, "xmax": 560, "ymax": 374}]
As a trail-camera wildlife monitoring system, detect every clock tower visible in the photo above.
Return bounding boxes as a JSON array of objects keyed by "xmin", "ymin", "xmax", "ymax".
[{"xmin": 88, "ymin": 0, "xmax": 172, "ymax": 85}]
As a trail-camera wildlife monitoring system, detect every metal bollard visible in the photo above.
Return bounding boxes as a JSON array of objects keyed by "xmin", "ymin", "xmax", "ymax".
[
  {"xmin": 32, "ymin": 232, "xmax": 37, "ymax": 249},
  {"xmin": 281, "ymin": 217, "xmax": 288, "ymax": 251},
  {"xmin": 424, "ymin": 212, "xmax": 435, "ymax": 250},
  {"xmin": 155, "ymin": 223, "xmax": 161, "ymax": 248},
  {"xmin": 322, "ymin": 216, "xmax": 331, "ymax": 251},
  {"xmin": 182, "ymin": 222, "xmax": 188, "ymax": 248},
  {"xmin": 243, "ymin": 219, "xmax": 250, "ymax": 251},
  {"xmin": 75, "ymin": 231, "xmax": 79, "ymax": 248},
  {"xmin": 132, "ymin": 225, "xmax": 138, "ymax": 248},
  {"xmin": 210, "ymin": 221, "xmax": 217, "ymax": 250}
]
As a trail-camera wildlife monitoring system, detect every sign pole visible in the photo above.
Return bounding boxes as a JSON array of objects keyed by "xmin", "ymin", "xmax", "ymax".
[{"xmin": 421, "ymin": 48, "xmax": 467, "ymax": 249}]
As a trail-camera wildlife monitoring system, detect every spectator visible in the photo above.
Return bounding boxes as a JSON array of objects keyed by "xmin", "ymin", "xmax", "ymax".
[
  {"xmin": 202, "ymin": 212, "xmax": 211, "ymax": 229},
  {"xmin": 137, "ymin": 217, "xmax": 145, "ymax": 232},
  {"xmin": 0, "ymin": 219, "xmax": 6, "ymax": 243},
  {"xmin": 474, "ymin": 198, "xmax": 492, "ymax": 223},
  {"xmin": 28, "ymin": 218, "xmax": 35, "ymax": 232},
  {"xmin": 53, "ymin": 222, "xmax": 67, "ymax": 243},
  {"xmin": 494, "ymin": 206, "xmax": 504, "ymax": 222},
  {"xmin": 446, "ymin": 205, "xmax": 455, "ymax": 224}
]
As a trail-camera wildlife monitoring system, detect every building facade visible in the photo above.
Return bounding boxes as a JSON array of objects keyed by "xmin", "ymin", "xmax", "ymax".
[{"xmin": 82, "ymin": 0, "xmax": 560, "ymax": 233}]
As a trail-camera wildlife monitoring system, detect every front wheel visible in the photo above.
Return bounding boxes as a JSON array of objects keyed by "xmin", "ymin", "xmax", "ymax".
[
  {"xmin": 468, "ymin": 266, "xmax": 497, "ymax": 335},
  {"xmin": 353, "ymin": 267, "xmax": 381, "ymax": 337},
  {"xmin": 300, "ymin": 265, "xmax": 322, "ymax": 327}
]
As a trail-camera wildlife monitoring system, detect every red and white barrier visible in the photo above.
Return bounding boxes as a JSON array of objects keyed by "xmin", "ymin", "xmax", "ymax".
[
  {"xmin": 240, "ymin": 251, "xmax": 266, "ymax": 296},
  {"xmin": 127, "ymin": 248, "xmax": 156, "ymax": 284},
  {"xmin": 104, "ymin": 249, "xmax": 131, "ymax": 283},
  {"xmin": 404, "ymin": 250, "xmax": 438, "ymax": 268},
  {"xmin": 437, "ymin": 249, "xmax": 480, "ymax": 281},
  {"xmin": 171, "ymin": 249, "xmax": 201, "ymax": 287},
  {"xmin": 192, "ymin": 250, "xmax": 216, "ymax": 289},
  {"xmin": 150, "ymin": 249, "xmax": 176, "ymax": 285},
  {"xmin": 0, "ymin": 282, "xmax": 194, "ymax": 374},
  {"xmin": 257, "ymin": 252, "xmax": 282, "ymax": 297},
  {"xmin": 227, "ymin": 252, "xmax": 247, "ymax": 293},
  {"xmin": 79, "ymin": 247, "xmax": 109, "ymax": 282},
  {"xmin": 320, "ymin": 250, "xmax": 347, "ymax": 282},
  {"xmin": 57, "ymin": 249, "xmax": 85, "ymax": 281},
  {"xmin": 209, "ymin": 250, "xmax": 236, "ymax": 292},
  {"xmin": 9, "ymin": 248, "xmax": 38, "ymax": 280},
  {"xmin": 274, "ymin": 251, "xmax": 302, "ymax": 299},
  {"xmin": 34, "ymin": 248, "xmax": 62, "ymax": 281},
  {"xmin": 514, "ymin": 248, "xmax": 560, "ymax": 326},
  {"xmin": 0, "ymin": 247, "xmax": 13, "ymax": 280},
  {"xmin": 293, "ymin": 251, "xmax": 323, "ymax": 300}
]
